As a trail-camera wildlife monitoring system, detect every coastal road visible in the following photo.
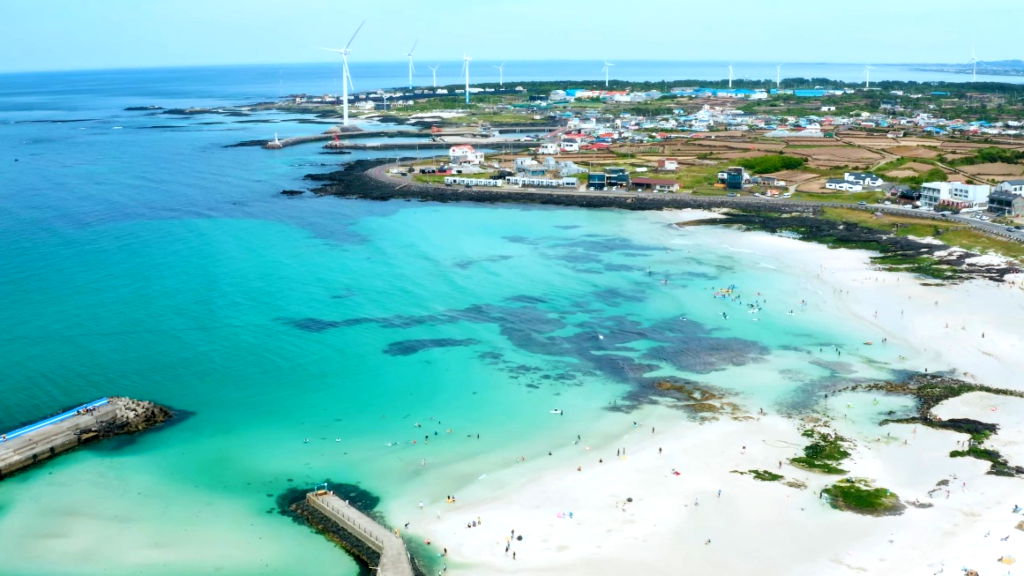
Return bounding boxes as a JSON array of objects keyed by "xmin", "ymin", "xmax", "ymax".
[{"xmin": 365, "ymin": 163, "xmax": 1024, "ymax": 245}]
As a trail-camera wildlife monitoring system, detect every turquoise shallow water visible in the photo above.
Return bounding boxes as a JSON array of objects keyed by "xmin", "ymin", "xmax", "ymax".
[{"xmin": 0, "ymin": 65, "xmax": 917, "ymax": 575}]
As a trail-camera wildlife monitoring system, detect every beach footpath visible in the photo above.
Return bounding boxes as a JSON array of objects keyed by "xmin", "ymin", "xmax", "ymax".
[{"xmin": 0, "ymin": 397, "xmax": 172, "ymax": 480}]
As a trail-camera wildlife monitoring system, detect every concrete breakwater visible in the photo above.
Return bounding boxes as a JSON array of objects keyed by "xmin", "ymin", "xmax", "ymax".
[
  {"xmin": 0, "ymin": 397, "xmax": 173, "ymax": 480},
  {"xmin": 290, "ymin": 490, "xmax": 422, "ymax": 576}
]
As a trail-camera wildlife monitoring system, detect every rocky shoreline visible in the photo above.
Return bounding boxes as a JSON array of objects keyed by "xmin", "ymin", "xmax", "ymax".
[{"xmin": 295, "ymin": 160, "xmax": 1022, "ymax": 283}]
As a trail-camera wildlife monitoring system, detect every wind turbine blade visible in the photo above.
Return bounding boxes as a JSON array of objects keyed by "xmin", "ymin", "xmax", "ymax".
[
  {"xmin": 346, "ymin": 69, "xmax": 355, "ymax": 92},
  {"xmin": 411, "ymin": 60, "xmax": 416, "ymax": 74},
  {"xmin": 322, "ymin": 47, "xmax": 345, "ymax": 54},
  {"xmin": 409, "ymin": 40, "xmax": 418, "ymax": 56},
  {"xmin": 346, "ymin": 20, "xmax": 366, "ymax": 50}
]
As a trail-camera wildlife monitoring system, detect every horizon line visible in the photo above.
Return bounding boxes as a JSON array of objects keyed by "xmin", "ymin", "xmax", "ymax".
[{"xmin": 0, "ymin": 58, "xmax": 999, "ymax": 76}]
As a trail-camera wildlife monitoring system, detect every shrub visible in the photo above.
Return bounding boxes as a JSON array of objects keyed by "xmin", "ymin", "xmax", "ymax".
[{"xmin": 737, "ymin": 154, "xmax": 806, "ymax": 174}]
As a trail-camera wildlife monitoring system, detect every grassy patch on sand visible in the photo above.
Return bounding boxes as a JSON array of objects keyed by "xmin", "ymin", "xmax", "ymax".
[
  {"xmin": 733, "ymin": 469, "xmax": 784, "ymax": 482},
  {"xmin": 822, "ymin": 478, "xmax": 905, "ymax": 516},
  {"xmin": 790, "ymin": 428, "xmax": 851, "ymax": 475}
]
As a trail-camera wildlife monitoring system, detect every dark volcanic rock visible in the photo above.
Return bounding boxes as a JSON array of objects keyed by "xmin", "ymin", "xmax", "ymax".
[{"xmin": 384, "ymin": 338, "xmax": 480, "ymax": 356}]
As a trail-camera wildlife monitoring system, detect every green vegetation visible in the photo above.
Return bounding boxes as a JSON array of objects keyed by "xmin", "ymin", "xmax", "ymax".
[
  {"xmin": 949, "ymin": 443, "xmax": 1022, "ymax": 476},
  {"xmin": 869, "ymin": 253, "xmax": 960, "ymax": 280},
  {"xmin": 895, "ymin": 167, "xmax": 948, "ymax": 188},
  {"xmin": 822, "ymin": 478, "xmax": 905, "ymax": 516},
  {"xmin": 412, "ymin": 173, "xmax": 449, "ymax": 185},
  {"xmin": 733, "ymin": 469, "xmax": 785, "ymax": 482},
  {"xmin": 821, "ymin": 207, "xmax": 1024, "ymax": 261},
  {"xmin": 675, "ymin": 163, "xmax": 727, "ymax": 190},
  {"xmin": 790, "ymin": 428, "xmax": 851, "ymax": 475},
  {"xmin": 789, "ymin": 190, "xmax": 887, "ymax": 204},
  {"xmin": 843, "ymin": 375, "xmax": 1024, "ymax": 477},
  {"xmin": 949, "ymin": 147, "xmax": 1024, "ymax": 166},
  {"xmin": 737, "ymin": 154, "xmax": 806, "ymax": 174}
]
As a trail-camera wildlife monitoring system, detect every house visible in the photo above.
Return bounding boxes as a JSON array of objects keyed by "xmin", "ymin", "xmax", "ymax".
[
  {"xmin": 587, "ymin": 172, "xmax": 607, "ymax": 190},
  {"xmin": 606, "ymin": 167, "xmax": 631, "ymax": 188},
  {"xmin": 896, "ymin": 187, "xmax": 922, "ymax": 205},
  {"xmin": 717, "ymin": 167, "xmax": 749, "ymax": 190},
  {"xmin": 657, "ymin": 158, "xmax": 679, "ymax": 171},
  {"xmin": 755, "ymin": 176, "xmax": 787, "ymax": 188},
  {"xmin": 825, "ymin": 178, "xmax": 863, "ymax": 192},
  {"xmin": 514, "ymin": 157, "xmax": 540, "ymax": 171},
  {"xmin": 537, "ymin": 143, "xmax": 559, "ymax": 155},
  {"xmin": 844, "ymin": 172, "xmax": 884, "ymax": 187},
  {"xmin": 995, "ymin": 179, "xmax": 1024, "ymax": 195},
  {"xmin": 542, "ymin": 157, "xmax": 587, "ymax": 176},
  {"xmin": 920, "ymin": 181, "xmax": 991, "ymax": 210},
  {"xmin": 449, "ymin": 145, "xmax": 484, "ymax": 165},
  {"xmin": 631, "ymin": 177, "xmax": 679, "ymax": 193},
  {"xmin": 987, "ymin": 190, "xmax": 1024, "ymax": 217}
]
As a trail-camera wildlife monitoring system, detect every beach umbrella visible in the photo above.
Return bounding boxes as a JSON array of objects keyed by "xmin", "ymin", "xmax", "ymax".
[{"xmin": 1000, "ymin": 556, "xmax": 1016, "ymax": 565}]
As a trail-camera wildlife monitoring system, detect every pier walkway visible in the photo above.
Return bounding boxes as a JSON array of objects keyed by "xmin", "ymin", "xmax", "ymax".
[
  {"xmin": 306, "ymin": 490, "xmax": 415, "ymax": 576},
  {"xmin": 0, "ymin": 398, "xmax": 118, "ymax": 477}
]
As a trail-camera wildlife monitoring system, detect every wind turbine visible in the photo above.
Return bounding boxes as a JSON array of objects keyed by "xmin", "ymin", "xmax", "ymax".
[
  {"xmin": 602, "ymin": 61, "xmax": 614, "ymax": 88},
  {"xmin": 462, "ymin": 55, "xmax": 472, "ymax": 105},
  {"xmin": 428, "ymin": 65, "xmax": 440, "ymax": 88},
  {"xmin": 406, "ymin": 40, "xmax": 418, "ymax": 90},
  {"xmin": 971, "ymin": 47, "xmax": 978, "ymax": 82},
  {"xmin": 493, "ymin": 62, "xmax": 506, "ymax": 89},
  {"xmin": 776, "ymin": 64, "xmax": 781, "ymax": 90},
  {"xmin": 728, "ymin": 64, "xmax": 734, "ymax": 89},
  {"xmin": 864, "ymin": 64, "xmax": 873, "ymax": 89},
  {"xmin": 323, "ymin": 20, "xmax": 365, "ymax": 126}
]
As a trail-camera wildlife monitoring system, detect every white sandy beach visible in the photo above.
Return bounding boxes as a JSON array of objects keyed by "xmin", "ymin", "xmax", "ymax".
[{"xmin": 388, "ymin": 216, "xmax": 1024, "ymax": 576}]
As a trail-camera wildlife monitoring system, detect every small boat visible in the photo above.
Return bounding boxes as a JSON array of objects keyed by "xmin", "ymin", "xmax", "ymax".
[{"xmin": 550, "ymin": 409, "xmax": 563, "ymax": 415}]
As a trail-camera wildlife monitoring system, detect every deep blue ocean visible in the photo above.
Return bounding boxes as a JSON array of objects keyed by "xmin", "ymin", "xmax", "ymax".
[{"xmin": 0, "ymin": 60, "xmax": 985, "ymax": 575}]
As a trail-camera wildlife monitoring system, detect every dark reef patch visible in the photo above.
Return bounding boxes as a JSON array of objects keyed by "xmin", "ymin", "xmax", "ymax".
[
  {"xmin": 452, "ymin": 254, "xmax": 514, "ymax": 270},
  {"xmin": 384, "ymin": 338, "xmax": 481, "ymax": 356}
]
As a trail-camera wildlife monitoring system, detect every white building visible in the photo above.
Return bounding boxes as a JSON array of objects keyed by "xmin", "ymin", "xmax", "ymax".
[
  {"xmin": 448, "ymin": 144, "xmax": 484, "ymax": 165},
  {"xmin": 995, "ymin": 179, "xmax": 1024, "ymax": 194},
  {"xmin": 825, "ymin": 178, "xmax": 862, "ymax": 192},
  {"xmin": 537, "ymin": 143, "xmax": 559, "ymax": 155},
  {"xmin": 657, "ymin": 158, "xmax": 679, "ymax": 171},
  {"xmin": 844, "ymin": 172, "xmax": 885, "ymax": 187},
  {"xmin": 919, "ymin": 181, "xmax": 991, "ymax": 210}
]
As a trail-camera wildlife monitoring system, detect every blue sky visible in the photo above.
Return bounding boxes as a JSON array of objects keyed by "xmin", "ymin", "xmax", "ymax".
[{"xmin": 2, "ymin": 0, "xmax": 1019, "ymax": 73}]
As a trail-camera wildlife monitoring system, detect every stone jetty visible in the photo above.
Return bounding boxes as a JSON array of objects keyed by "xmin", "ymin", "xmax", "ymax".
[
  {"xmin": 0, "ymin": 397, "xmax": 172, "ymax": 480},
  {"xmin": 292, "ymin": 490, "xmax": 420, "ymax": 576}
]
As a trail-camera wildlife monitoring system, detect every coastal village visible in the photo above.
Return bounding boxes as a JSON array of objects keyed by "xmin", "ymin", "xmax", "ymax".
[
  {"xmin": 9, "ymin": 1, "xmax": 1024, "ymax": 575},
  {"xmin": 277, "ymin": 80, "xmax": 1024, "ymax": 229}
]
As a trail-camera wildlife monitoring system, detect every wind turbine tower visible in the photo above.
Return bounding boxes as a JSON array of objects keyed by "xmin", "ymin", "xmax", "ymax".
[
  {"xmin": 324, "ymin": 20, "xmax": 365, "ymax": 127},
  {"xmin": 971, "ymin": 47, "xmax": 978, "ymax": 82},
  {"xmin": 406, "ymin": 40, "xmax": 418, "ymax": 90},
  {"xmin": 602, "ymin": 61, "xmax": 614, "ymax": 88},
  {"xmin": 776, "ymin": 65, "xmax": 781, "ymax": 90},
  {"xmin": 462, "ymin": 55, "xmax": 472, "ymax": 105},
  {"xmin": 428, "ymin": 65, "xmax": 439, "ymax": 88},
  {"xmin": 493, "ymin": 62, "xmax": 506, "ymax": 89},
  {"xmin": 728, "ymin": 64, "xmax": 734, "ymax": 89},
  {"xmin": 864, "ymin": 65, "xmax": 872, "ymax": 90}
]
